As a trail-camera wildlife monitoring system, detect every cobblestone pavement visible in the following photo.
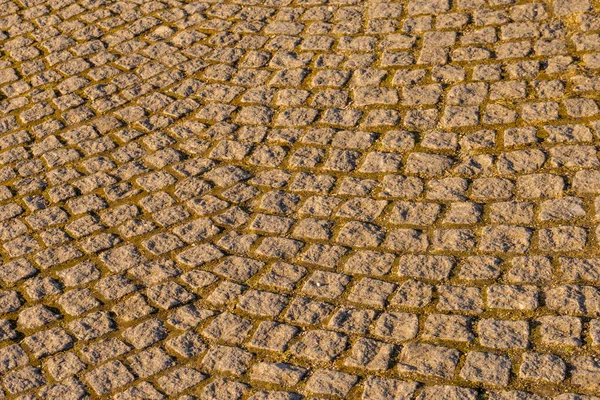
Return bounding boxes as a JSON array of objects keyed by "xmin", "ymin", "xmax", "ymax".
[{"xmin": 3, "ymin": 0, "xmax": 600, "ymax": 399}]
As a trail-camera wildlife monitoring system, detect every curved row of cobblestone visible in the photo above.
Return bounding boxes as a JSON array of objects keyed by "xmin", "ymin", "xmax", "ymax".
[{"xmin": 1, "ymin": 0, "xmax": 600, "ymax": 399}]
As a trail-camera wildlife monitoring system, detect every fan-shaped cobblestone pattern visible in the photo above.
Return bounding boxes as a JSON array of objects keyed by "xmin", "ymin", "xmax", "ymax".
[{"xmin": 1, "ymin": 0, "xmax": 600, "ymax": 398}]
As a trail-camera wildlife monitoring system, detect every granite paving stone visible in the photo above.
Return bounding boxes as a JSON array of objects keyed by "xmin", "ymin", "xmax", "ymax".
[{"xmin": 1, "ymin": 0, "xmax": 600, "ymax": 398}]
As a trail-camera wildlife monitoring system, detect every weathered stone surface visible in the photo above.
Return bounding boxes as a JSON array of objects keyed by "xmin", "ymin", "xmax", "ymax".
[
  {"xmin": 397, "ymin": 343, "xmax": 461, "ymax": 379},
  {"xmin": 291, "ymin": 330, "xmax": 348, "ymax": 362},
  {"xmin": 85, "ymin": 361, "xmax": 134, "ymax": 396},
  {"xmin": 478, "ymin": 319, "xmax": 529, "ymax": 349},
  {"xmin": 519, "ymin": 352, "xmax": 566, "ymax": 383},
  {"xmin": 460, "ymin": 351, "xmax": 512, "ymax": 386},
  {"xmin": 424, "ymin": 314, "xmax": 473, "ymax": 342},
  {"xmin": 2, "ymin": 1, "xmax": 599, "ymax": 397},
  {"xmin": 306, "ymin": 369, "xmax": 358, "ymax": 397},
  {"xmin": 538, "ymin": 316, "xmax": 582, "ymax": 346},
  {"xmin": 571, "ymin": 356, "xmax": 600, "ymax": 391}
]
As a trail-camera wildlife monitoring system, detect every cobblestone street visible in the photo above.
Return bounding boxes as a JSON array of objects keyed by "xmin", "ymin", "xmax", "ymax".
[{"xmin": 1, "ymin": 0, "xmax": 600, "ymax": 398}]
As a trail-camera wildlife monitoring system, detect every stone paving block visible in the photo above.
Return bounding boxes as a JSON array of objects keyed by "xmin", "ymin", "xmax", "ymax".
[
  {"xmin": 305, "ymin": 369, "xmax": 358, "ymax": 398},
  {"xmin": 460, "ymin": 351, "xmax": 512, "ymax": 386},
  {"xmin": 2, "ymin": 0, "xmax": 600, "ymax": 397},
  {"xmin": 291, "ymin": 329, "xmax": 348, "ymax": 363},
  {"xmin": 250, "ymin": 362, "xmax": 307, "ymax": 387},
  {"xmin": 519, "ymin": 352, "xmax": 566, "ymax": 383},
  {"xmin": 397, "ymin": 343, "xmax": 461, "ymax": 380},
  {"xmin": 84, "ymin": 361, "xmax": 133, "ymax": 396}
]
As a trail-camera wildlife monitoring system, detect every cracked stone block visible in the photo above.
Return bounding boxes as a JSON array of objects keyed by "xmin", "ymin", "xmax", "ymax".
[
  {"xmin": 397, "ymin": 343, "xmax": 461, "ymax": 379},
  {"xmin": 344, "ymin": 338, "xmax": 394, "ymax": 371},
  {"xmin": 250, "ymin": 362, "xmax": 307, "ymax": 387},
  {"xmin": 285, "ymin": 297, "xmax": 334, "ymax": 326},
  {"xmin": 206, "ymin": 281, "xmax": 245, "ymax": 307},
  {"xmin": 390, "ymin": 280, "xmax": 433, "ymax": 308},
  {"xmin": 460, "ymin": 351, "xmax": 511, "ymax": 386},
  {"xmin": 259, "ymin": 262, "xmax": 306, "ymax": 291}
]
